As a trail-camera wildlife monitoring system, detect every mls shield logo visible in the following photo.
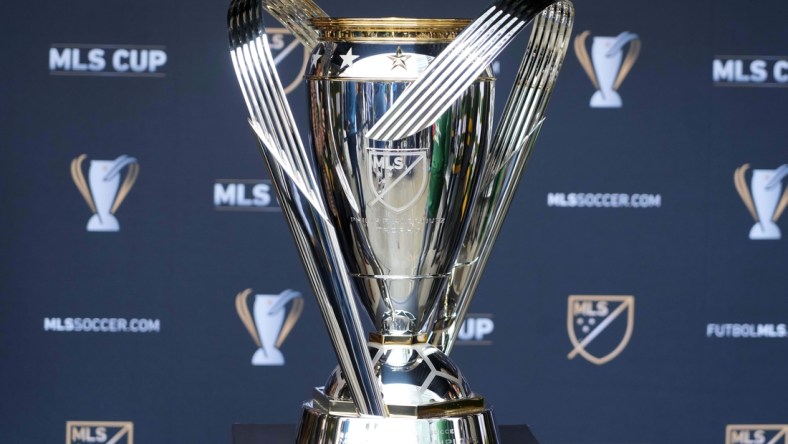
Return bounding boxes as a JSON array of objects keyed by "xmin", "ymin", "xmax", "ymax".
[
  {"xmin": 266, "ymin": 27, "xmax": 309, "ymax": 95},
  {"xmin": 366, "ymin": 148, "xmax": 428, "ymax": 212},
  {"xmin": 66, "ymin": 421, "xmax": 133, "ymax": 444},
  {"xmin": 567, "ymin": 295, "xmax": 634, "ymax": 365},
  {"xmin": 727, "ymin": 425, "xmax": 788, "ymax": 444}
]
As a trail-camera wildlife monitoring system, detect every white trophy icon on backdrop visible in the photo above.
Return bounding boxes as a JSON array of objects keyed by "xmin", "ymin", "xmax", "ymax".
[
  {"xmin": 235, "ymin": 288, "xmax": 304, "ymax": 366},
  {"xmin": 735, "ymin": 163, "xmax": 788, "ymax": 240},
  {"xmin": 574, "ymin": 30, "xmax": 640, "ymax": 108},
  {"xmin": 70, "ymin": 154, "xmax": 139, "ymax": 232}
]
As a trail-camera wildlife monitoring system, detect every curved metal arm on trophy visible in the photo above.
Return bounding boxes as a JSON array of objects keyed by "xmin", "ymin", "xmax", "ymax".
[
  {"xmin": 228, "ymin": 0, "xmax": 386, "ymax": 417},
  {"xmin": 429, "ymin": 1, "xmax": 574, "ymax": 354},
  {"xmin": 367, "ymin": 0, "xmax": 566, "ymax": 142},
  {"xmin": 229, "ymin": 0, "xmax": 325, "ymax": 220},
  {"xmin": 262, "ymin": 0, "xmax": 327, "ymax": 49},
  {"xmin": 254, "ymin": 135, "xmax": 387, "ymax": 417}
]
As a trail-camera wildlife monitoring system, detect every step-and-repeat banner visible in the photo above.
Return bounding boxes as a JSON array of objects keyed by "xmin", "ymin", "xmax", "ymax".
[{"xmin": 1, "ymin": 0, "xmax": 786, "ymax": 443}]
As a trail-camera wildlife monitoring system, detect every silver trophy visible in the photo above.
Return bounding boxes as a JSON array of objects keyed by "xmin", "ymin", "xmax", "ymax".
[
  {"xmin": 735, "ymin": 164, "xmax": 788, "ymax": 240},
  {"xmin": 227, "ymin": 0, "xmax": 573, "ymax": 442}
]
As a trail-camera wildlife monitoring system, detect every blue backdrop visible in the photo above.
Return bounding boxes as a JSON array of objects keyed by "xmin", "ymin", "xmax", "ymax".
[{"xmin": 1, "ymin": 0, "xmax": 787, "ymax": 443}]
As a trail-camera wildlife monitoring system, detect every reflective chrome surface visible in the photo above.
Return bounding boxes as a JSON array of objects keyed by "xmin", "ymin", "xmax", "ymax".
[
  {"xmin": 367, "ymin": 0, "xmax": 572, "ymax": 141},
  {"xmin": 322, "ymin": 340, "xmax": 474, "ymax": 408},
  {"xmin": 429, "ymin": 2, "xmax": 574, "ymax": 353},
  {"xmin": 228, "ymin": 2, "xmax": 574, "ymax": 442},
  {"xmin": 228, "ymin": 0, "xmax": 385, "ymax": 416},
  {"xmin": 262, "ymin": 0, "xmax": 327, "ymax": 49},
  {"xmin": 307, "ymin": 20, "xmax": 493, "ymax": 335},
  {"xmin": 297, "ymin": 402, "xmax": 498, "ymax": 444}
]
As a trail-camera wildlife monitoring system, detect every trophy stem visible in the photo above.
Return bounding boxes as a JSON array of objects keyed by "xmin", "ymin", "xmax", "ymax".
[{"xmin": 261, "ymin": 0, "xmax": 327, "ymax": 49}]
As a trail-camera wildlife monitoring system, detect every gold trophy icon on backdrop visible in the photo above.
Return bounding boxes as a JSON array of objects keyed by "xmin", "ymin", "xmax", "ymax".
[
  {"xmin": 227, "ymin": 0, "xmax": 574, "ymax": 442},
  {"xmin": 735, "ymin": 163, "xmax": 788, "ymax": 240},
  {"xmin": 236, "ymin": 288, "xmax": 304, "ymax": 366},
  {"xmin": 574, "ymin": 30, "xmax": 640, "ymax": 108},
  {"xmin": 71, "ymin": 154, "xmax": 139, "ymax": 232}
]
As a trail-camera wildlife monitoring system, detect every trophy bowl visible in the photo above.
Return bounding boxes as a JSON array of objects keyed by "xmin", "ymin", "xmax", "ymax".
[{"xmin": 296, "ymin": 18, "xmax": 497, "ymax": 443}]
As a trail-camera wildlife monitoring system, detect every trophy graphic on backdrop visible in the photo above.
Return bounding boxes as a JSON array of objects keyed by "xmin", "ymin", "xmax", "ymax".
[
  {"xmin": 735, "ymin": 163, "xmax": 788, "ymax": 240},
  {"xmin": 70, "ymin": 154, "xmax": 139, "ymax": 232},
  {"xmin": 574, "ymin": 30, "xmax": 640, "ymax": 108},
  {"xmin": 228, "ymin": 0, "xmax": 573, "ymax": 442},
  {"xmin": 235, "ymin": 288, "xmax": 304, "ymax": 365}
]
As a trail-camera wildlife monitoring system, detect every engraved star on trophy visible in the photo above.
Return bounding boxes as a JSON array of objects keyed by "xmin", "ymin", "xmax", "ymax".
[{"xmin": 227, "ymin": 0, "xmax": 573, "ymax": 442}]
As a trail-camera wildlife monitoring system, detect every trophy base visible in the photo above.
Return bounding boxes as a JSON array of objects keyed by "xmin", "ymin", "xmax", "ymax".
[
  {"xmin": 231, "ymin": 422, "xmax": 540, "ymax": 444},
  {"xmin": 295, "ymin": 401, "xmax": 499, "ymax": 444}
]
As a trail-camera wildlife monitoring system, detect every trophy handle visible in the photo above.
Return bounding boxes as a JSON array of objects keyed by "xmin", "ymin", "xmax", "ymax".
[
  {"xmin": 248, "ymin": 119, "xmax": 329, "ymax": 222},
  {"xmin": 367, "ymin": 0, "xmax": 574, "ymax": 141},
  {"xmin": 734, "ymin": 163, "xmax": 759, "ymax": 222},
  {"xmin": 482, "ymin": 118, "xmax": 544, "ymax": 190},
  {"xmin": 111, "ymin": 161, "xmax": 139, "ymax": 214},
  {"xmin": 573, "ymin": 30, "xmax": 599, "ymax": 90},
  {"xmin": 235, "ymin": 288, "xmax": 262, "ymax": 348},
  {"xmin": 430, "ymin": 2, "xmax": 574, "ymax": 354},
  {"xmin": 613, "ymin": 34, "xmax": 640, "ymax": 91},
  {"xmin": 229, "ymin": 0, "xmax": 386, "ymax": 415},
  {"xmin": 70, "ymin": 154, "xmax": 97, "ymax": 213},
  {"xmin": 260, "ymin": 0, "xmax": 327, "ymax": 49}
]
